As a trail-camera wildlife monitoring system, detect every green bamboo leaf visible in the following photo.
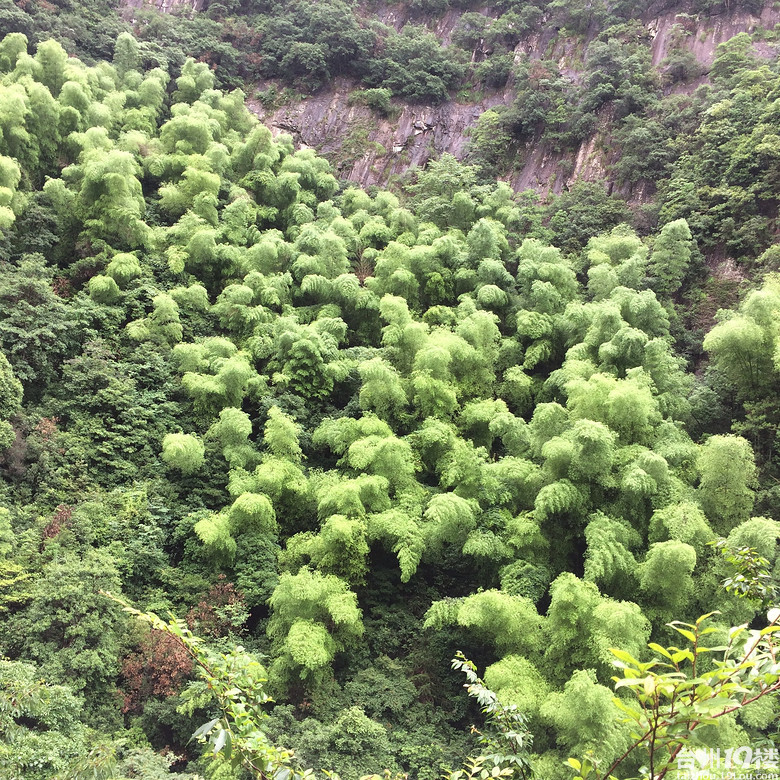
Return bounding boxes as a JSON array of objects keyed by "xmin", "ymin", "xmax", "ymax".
[
  {"xmin": 611, "ymin": 648, "xmax": 641, "ymax": 666},
  {"xmin": 696, "ymin": 612, "xmax": 720, "ymax": 624},
  {"xmin": 614, "ymin": 678, "xmax": 646, "ymax": 690},
  {"xmin": 192, "ymin": 718, "xmax": 220, "ymax": 740}
]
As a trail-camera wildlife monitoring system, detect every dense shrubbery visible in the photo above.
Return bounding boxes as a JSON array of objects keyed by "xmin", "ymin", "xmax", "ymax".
[{"xmin": 0, "ymin": 3, "xmax": 780, "ymax": 777}]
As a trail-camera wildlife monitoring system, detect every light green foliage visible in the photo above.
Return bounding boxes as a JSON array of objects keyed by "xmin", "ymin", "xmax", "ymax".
[
  {"xmin": 0, "ymin": 352, "xmax": 21, "ymax": 452},
  {"xmin": 484, "ymin": 654, "xmax": 549, "ymax": 723},
  {"xmin": 544, "ymin": 573, "xmax": 650, "ymax": 682},
  {"xmin": 638, "ymin": 540, "xmax": 697, "ymax": 610},
  {"xmin": 104, "ymin": 252, "xmax": 142, "ymax": 287},
  {"xmin": 34, "ymin": 39, "xmax": 68, "ymax": 96},
  {"xmin": 171, "ymin": 283, "xmax": 210, "ymax": 312},
  {"xmin": 529, "ymin": 403, "xmax": 570, "ymax": 457},
  {"xmin": 540, "ymin": 669, "xmax": 630, "ymax": 762},
  {"xmin": 647, "ymin": 218, "xmax": 693, "ymax": 295},
  {"xmin": 268, "ymin": 568, "xmax": 363, "ymax": 685},
  {"xmin": 112, "ymin": 32, "xmax": 140, "ymax": 80},
  {"xmin": 726, "ymin": 517, "xmax": 780, "ymax": 562},
  {"xmin": 172, "ymin": 58, "xmax": 215, "ymax": 104},
  {"xmin": 0, "ymin": 155, "xmax": 20, "ymax": 234},
  {"xmin": 159, "ymin": 165, "xmax": 221, "ymax": 220},
  {"xmin": 209, "ymin": 406, "xmax": 257, "ymax": 469},
  {"xmin": 345, "ymin": 432, "xmax": 417, "ymax": 492},
  {"xmin": 161, "ymin": 432, "xmax": 205, "ymax": 474},
  {"xmin": 358, "ymin": 357, "xmax": 408, "ymax": 422},
  {"xmin": 534, "ymin": 479, "xmax": 583, "ymax": 523},
  {"xmin": 314, "ymin": 414, "xmax": 386, "ymax": 453},
  {"xmin": 698, "ymin": 435, "xmax": 757, "ymax": 532},
  {"xmin": 194, "ymin": 510, "xmax": 236, "ymax": 561},
  {"xmin": 230, "ymin": 455, "xmax": 311, "ymax": 537},
  {"xmin": 569, "ymin": 419, "xmax": 617, "ymax": 481},
  {"xmin": 404, "ymin": 154, "xmax": 478, "ymax": 229},
  {"xmin": 270, "ymin": 316, "xmax": 348, "ymax": 399},
  {"xmin": 583, "ymin": 513, "xmax": 640, "ymax": 595},
  {"xmin": 648, "ymin": 502, "xmax": 715, "ymax": 555},
  {"xmin": 380, "ymin": 294, "xmax": 429, "ymax": 373},
  {"xmin": 88, "ymin": 273, "xmax": 121, "ymax": 303},
  {"xmin": 710, "ymin": 32, "xmax": 757, "ymax": 87},
  {"xmin": 127, "ymin": 293, "xmax": 183, "ymax": 346},
  {"xmin": 71, "ymin": 146, "xmax": 150, "ymax": 248},
  {"xmin": 286, "ymin": 514, "xmax": 369, "ymax": 584},
  {"xmin": 195, "ymin": 491, "xmax": 276, "ymax": 563},
  {"xmin": 230, "ymin": 492, "xmax": 277, "ymax": 534},
  {"xmin": 0, "ymin": 33, "xmax": 27, "ymax": 72},
  {"xmin": 540, "ymin": 418, "xmax": 616, "ymax": 486},
  {"xmin": 566, "ymin": 371, "xmax": 661, "ymax": 444},
  {"xmin": 181, "ymin": 347, "xmax": 261, "ymax": 417},
  {"xmin": 585, "ymin": 227, "xmax": 648, "ymax": 297},
  {"xmin": 425, "ymin": 589, "xmax": 544, "ymax": 656},
  {"xmin": 450, "ymin": 652, "xmax": 533, "ymax": 780},
  {"xmin": 367, "ymin": 505, "xmax": 425, "ymax": 582},
  {"xmin": 705, "ymin": 315, "xmax": 770, "ymax": 397},
  {"xmin": 704, "ymin": 275, "xmax": 780, "ymax": 400},
  {"xmin": 424, "ymin": 492, "xmax": 477, "ymax": 551},
  {"xmin": 316, "ymin": 474, "xmax": 391, "ymax": 520}
]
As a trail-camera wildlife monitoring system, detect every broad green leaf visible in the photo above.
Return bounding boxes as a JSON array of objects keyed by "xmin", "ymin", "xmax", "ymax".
[
  {"xmin": 671, "ymin": 626, "xmax": 696, "ymax": 643},
  {"xmin": 213, "ymin": 728, "xmax": 228, "ymax": 753},
  {"xmin": 648, "ymin": 642, "xmax": 673, "ymax": 659}
]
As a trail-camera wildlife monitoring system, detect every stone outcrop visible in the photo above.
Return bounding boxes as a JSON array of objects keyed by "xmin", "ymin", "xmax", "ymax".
[
  {"xmin": 250, "ymin": 2, "xmax": 780, "ymax": 196},
  {"xmin": 247, "ymin": 86, "xmax": 512, "ymax": 189},
  {"xmin": 123, "ymin": 0, "xmax": 780, "ymax": 195}
]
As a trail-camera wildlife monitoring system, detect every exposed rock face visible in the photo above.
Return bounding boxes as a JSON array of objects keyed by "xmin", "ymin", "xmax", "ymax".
[
  {"xmin": 250, "ymin": 2, "xmax": 780, "ymax": 196},
  {"xmin": 247, "ymin": 86, "xmax": 512, "ymax": 189},
  {"xmin": 648, "ymin": 3, "xmax": 780, "ymax": 67},
  {"xmin": 124, "ymin": 0, "xmax": 780, "ymax": 195}
]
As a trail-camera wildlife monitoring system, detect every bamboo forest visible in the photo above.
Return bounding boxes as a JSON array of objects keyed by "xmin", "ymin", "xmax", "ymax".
[{"xmin": 1, "ymin": 0, "xmax": 780, "ymax": 778}]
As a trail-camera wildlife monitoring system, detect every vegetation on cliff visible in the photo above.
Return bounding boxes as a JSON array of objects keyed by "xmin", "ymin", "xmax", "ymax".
[{"xmin": 0, "ymin": 1, "xmax": 779, "ymax": 778}]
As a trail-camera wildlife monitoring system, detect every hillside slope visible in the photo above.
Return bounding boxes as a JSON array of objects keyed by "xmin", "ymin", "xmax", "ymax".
[
  {"xmin": 249, "ymin": 2, "xmax": 780, "ymax": 195},
  {"xmin": 2, "ymin": 2, "xmax": 780, "ymax": 778}
]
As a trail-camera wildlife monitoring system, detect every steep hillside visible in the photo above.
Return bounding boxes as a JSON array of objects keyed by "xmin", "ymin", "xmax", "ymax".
[
  {"xmin": 2, "ymin": 2, "xmax": 780, "ymax": 778},
  {"xmin": 249, "ymin": 3, "xmax": 780, "ymax": 195}
]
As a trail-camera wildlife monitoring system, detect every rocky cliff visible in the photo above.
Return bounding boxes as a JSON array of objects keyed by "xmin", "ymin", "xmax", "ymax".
[
  {"xmin": 249, "ymin": 2, "xmax": 780, "ymax": 196},
  {"xmin": 124, "ymin": 0, "xmax": 780, "ymax": 195}
]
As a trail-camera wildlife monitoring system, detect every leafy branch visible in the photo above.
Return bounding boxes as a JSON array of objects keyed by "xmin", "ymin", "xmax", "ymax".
[
  {"xmin": 451, "ymin": 651, "xmax": 533, "ymax": 780},
  {"xmin": 714, "ymin": 538, "xmax": 780, "ymax": 606},
  {"xmin": 570, "ymin": 610, "xmax": 780, "ymax": 779},
  {"xmin": 104, "ymin": 592, "xmax": 301, "ymax": 780}
]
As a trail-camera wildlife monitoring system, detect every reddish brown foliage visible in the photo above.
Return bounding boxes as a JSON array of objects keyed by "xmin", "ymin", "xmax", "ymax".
[
  {"xmin": 42, "ymin": 504, "xmax": 72, "ymax": 541},
  {"xmin": 121, "ymin": 629, "xmax": 194, "ymax": 713},
  {"xmin": 528, "ymin": 60, "xmax": 554, "ymax": 84},
  {"xmin": 186, "ymin": 575, "xmax": 246, "ymax": 638},
  {"xmin": 353, "ymin": 255, "xmax": 375, "ymax": 286},
  {"xmin": 51, "ymin": 277, "xmax": 72, "ymax": 298},
  {"xmin": 34, "ymin": 416, "xmax": 59, "ymax": 441}
]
